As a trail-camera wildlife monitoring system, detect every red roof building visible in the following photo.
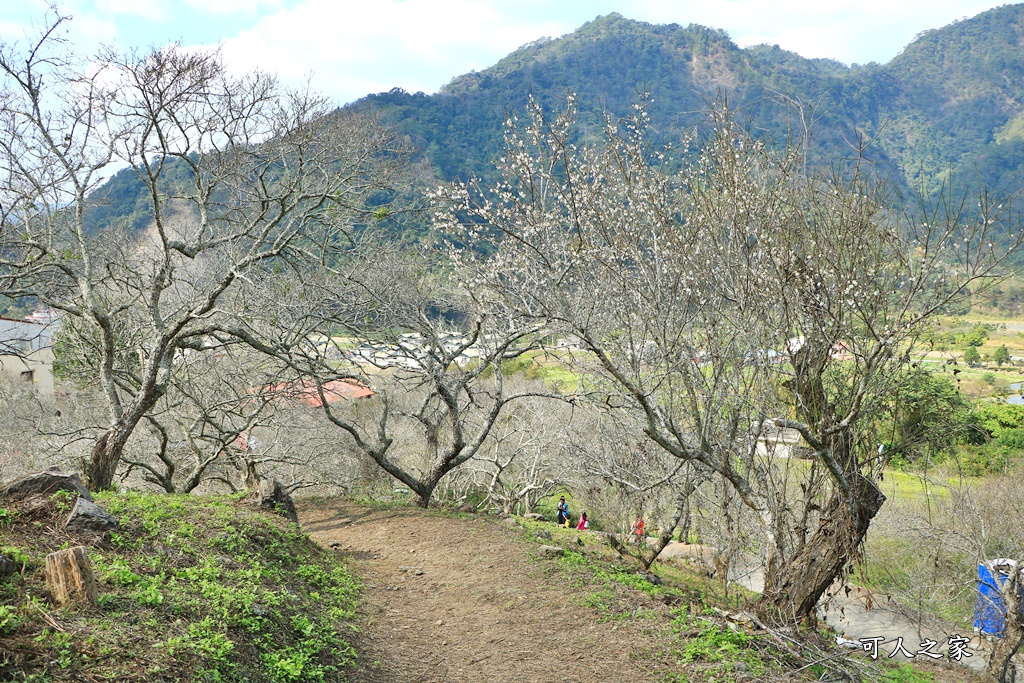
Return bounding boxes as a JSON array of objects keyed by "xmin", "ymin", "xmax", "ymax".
[{"xmin": 265, "ymin": 378, "xmax": 374, "ymax": 406}]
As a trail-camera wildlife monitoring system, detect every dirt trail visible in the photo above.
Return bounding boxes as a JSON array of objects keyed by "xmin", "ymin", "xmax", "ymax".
[{"xmin": 299, "ymin": 500, "xmax": 675, "ymax": 683}]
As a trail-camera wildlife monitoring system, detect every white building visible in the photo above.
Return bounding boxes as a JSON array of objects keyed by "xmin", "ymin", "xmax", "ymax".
[{"xmin": 0, "ymin": 312, "xmax": 58, "ymax": 395}]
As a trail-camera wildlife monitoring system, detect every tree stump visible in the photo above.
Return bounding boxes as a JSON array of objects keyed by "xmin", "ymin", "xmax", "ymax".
[{"xmin": 44, "ymin": 546, "xmax": 98, "ymax": 607}]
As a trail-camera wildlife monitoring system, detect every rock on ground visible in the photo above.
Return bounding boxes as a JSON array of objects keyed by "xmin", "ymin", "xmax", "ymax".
[
  {"xmin": 2, "ymin": 469, "xmax": 92, "ymax": 502},
  {"xmin": 64, "ymin": 497, "xmax": 120, "ymax": 532}
]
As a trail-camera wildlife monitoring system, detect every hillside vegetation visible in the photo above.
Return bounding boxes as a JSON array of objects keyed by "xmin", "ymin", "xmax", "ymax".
[
  {"xmin": 81, "ymin": 5, "xmax": 1024, "ymax": 242},
  {"xmin": 299, "ymin": 497, "xmax": 971, "ymax": 683},
  {"xmin": 0, "ymin": 491, "xmax": 360, "ymax": 682},
  {"xmin": 358, "ymin": 6, "xmax": 1024, "ymax": 198}
]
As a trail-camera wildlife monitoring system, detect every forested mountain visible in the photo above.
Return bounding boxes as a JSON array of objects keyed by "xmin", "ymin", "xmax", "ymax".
[
  {"xmin": 354, "ymin": 5, "xmax": 1024, "ymax": 200},
  {"xmin": 353, "ymin": 16, "xmax": 871, "ymax": 184},
  {"xmin": 86, "ymin": 4, "xmax": 1024, "ymax": 232}
]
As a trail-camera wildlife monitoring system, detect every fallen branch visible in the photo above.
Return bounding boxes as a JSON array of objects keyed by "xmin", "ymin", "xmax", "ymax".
[{"xmin": 28, "ymin": 599, "xmax": 65, "ymax": 632}]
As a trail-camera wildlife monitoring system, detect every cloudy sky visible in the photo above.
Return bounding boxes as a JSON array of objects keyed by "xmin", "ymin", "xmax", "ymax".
[{"xmin": 0, "ymin": 1, "xmax": 1010, "ymax": 106}]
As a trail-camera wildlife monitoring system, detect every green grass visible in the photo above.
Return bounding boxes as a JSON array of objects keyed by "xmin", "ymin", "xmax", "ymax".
[
  {"xmin": 518, "ymin": 507, "xmax": 962, "ymax": 682},
  {"xmin": 676, "ymin": 619, "xmax": 766, "ymax": 674},
  {"xmin": 880, "ymin": 663, "xmax": 937, "ymax": 682},
  {"xmin": 501, "ymin": 350, "xmax": 581, "ymax": 391},
  {"xmin": 0, "ymin": 490, "xmax": 360, "ymax": 682},
  {"xmin": 517, "ymin": 516, "xmax": 779, "ymax": 679},
  {"xmin": 875, "ymin": 469, "xmax": 957, "ymax": 503},
  {"xmin": 855, "ymin": 532, "xmax": 976, "ymax": 626}
]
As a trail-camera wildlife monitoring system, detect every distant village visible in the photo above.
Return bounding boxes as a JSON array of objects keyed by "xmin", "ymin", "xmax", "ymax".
[{"xmin": 342, "ymin": 332, "xmax": 483, "ymax": 370}]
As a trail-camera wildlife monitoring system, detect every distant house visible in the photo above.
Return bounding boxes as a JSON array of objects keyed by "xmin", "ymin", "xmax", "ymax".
[
  {"xmin": 0, "ymin": 311, "xmax": 58, "ymax": 395},
  {"xmin": 553, "ymin": 334, "xmax": 583, "ymax": 351},
  {"xmin": 831, "ymin": 341, "xmax": 855, "ymax": 361},
  {"xmin": 755, "ymin": 420, "xmax": 806, "ymax": 459},
  {"xmin": 755, "ymin": 337, "xmax": 854, "ymax": 364}
]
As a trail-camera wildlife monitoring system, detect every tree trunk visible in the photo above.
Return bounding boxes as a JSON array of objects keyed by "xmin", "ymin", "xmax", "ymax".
[
  {"xmin": 679, "ymin": 494, "xmax": 692, "ymax": 543},
  {"xmin": 413, "ymin": 485, "xmax": 434, "ymax": 508},
  {"xmin": 87, "ymin": 394, "xmax": 164, "ymax": 491},
  {"xmin": 758, "ymin": 473, "xmax": 885, "ymax": 623},
  {"xmin": 244, "ymin": 460, "xmax": 260, "ymax": 490},
  {"xmin": 86, "ymin": 426, "xmax": 132, "ymax": 492},
  {"xmin": 988, "ymin": 629, "xmax": 1024, "ymax": 683},
  {"xmin": 45, "ymin": 546, "xmax": 98, "ymax": 607},
  {"xmin": 987, "ymin": 570, "xmax": 1024, "ymax": 683}
]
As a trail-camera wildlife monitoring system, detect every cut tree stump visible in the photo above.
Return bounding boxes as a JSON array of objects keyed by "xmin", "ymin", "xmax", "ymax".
[{"xmin": 44, "ymin": 546, "xmax": 98, "ymax": 607}]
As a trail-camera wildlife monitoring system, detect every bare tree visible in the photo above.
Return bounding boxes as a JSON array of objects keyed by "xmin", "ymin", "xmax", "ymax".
[
  {"xmin": 230, "ymin": 241, "xmax": 554, "ymax": 507},
  {"xmin": 116, "ymin": 347, "xmax": 287, "ymax": 493},
  {"xmin": 433, "ymin": 94, "xmax": 1022, "ymax": 621},
  {"xmin": 446, "ymin": 391, "xmax": 569, "ymax": 514},
  {"xmin": 0, "ymin": 14, "xmax": 402, "ymax": 489},
  {"xmin": 563, "ymin": 407, "xmax": 710, "ymax": 570}
]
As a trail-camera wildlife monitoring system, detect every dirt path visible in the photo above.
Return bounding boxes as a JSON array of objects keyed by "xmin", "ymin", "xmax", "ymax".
[{"xmin": 300, "ymin": 500, "xmax": 676, "ymax": 683}]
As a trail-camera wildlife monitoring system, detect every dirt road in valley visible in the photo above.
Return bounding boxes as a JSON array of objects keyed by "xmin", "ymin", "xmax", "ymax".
[{"xmin": 299, "ymin": 500, "xmax": 680, "ymax": 683}]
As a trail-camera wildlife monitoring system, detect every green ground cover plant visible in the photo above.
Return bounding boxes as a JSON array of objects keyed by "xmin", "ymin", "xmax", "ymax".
[
  {"xmin": 518, "ymin": 517, "xmax": 781, "ymax": 679},
  {"xmin": 0, "ymin": 491, "xmax": 360, "ymax": 682},
  {"xmin": 516, "ymin": 512, "xmax": 965, "ymax": 682}
]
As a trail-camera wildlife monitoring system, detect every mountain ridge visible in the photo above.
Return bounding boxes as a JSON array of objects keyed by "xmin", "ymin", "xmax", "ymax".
[
  {"xmin": 86, "ymin": 5, "xmax": 1024, "ymax": 234},
  {"xmin": 355, "ymin": 5, "xmax": 1024, "ymax": 195}
]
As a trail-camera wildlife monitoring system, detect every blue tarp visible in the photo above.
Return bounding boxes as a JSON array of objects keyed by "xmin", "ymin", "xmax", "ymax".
[{"xmin": 975, "ymin": 559, "xmax": 1023, "ymax": 637}]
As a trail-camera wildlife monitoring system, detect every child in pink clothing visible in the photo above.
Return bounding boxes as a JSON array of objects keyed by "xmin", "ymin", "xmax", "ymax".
[{"xmin": 576, "ymin": 511, "xmax": 589, "ymax": 530}]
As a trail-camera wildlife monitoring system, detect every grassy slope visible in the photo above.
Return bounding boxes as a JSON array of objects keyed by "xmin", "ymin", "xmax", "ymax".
[
  {"xmin": 539, "ymin": 531, "xmax": 767, "ymax": 679},
  {"xmin": 519, "ymin": 518, "xmax": 783, "ymax": 682},
  {"xmin": 521, "ymin": 517, "xmax": 967, "ymax": 683},
  {"xmin": 0, "ymin": 485, "xmax": 970, "ymax": 683},
  {"xmin": 0, "ymin": 491, "xmax": 359, "ymax": 683}
]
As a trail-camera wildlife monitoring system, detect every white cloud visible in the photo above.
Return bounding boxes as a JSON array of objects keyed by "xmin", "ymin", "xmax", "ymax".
[
  {"xmin": 179, "ymin": 0, "xmax": 285, "ymax": 16},
  {"xmin": 66, "ymin": 12, "xmax": 119, "ymax": 48},
  {"xmin": 216, "ymin": 0, "xmax": 571, "ymax": 104},
  {"xmin": 3, "ymin": 0, "xmax": 1008, "ymax": 107},
  {"xmin": 94, "ymin": 0, "xmax": 166, "ymax": 21},
  {"xmin": 0, "ymin": 2, "xmax": 119, "ymax": 59},
  {"xmin": 208, "ymin": 0, "xmax": 1009, "ymax": 105}
]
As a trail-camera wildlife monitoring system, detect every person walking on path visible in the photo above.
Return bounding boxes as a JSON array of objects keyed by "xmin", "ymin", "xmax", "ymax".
[
  {"xmin": 556, "ymin": 496, "xmax": 569, "ymax": 526},
  {"xmin": 629, "ymin": 516, "xmax": 645, "ymax": 540}
]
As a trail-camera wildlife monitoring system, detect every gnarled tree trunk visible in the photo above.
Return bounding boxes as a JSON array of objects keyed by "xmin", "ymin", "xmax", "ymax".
[
  {"xmin": 86, "ymin": 385, "xmax": 167, "ymax": 491},
  {"xmin": 86, "ymin": 423, "xmax": 135, "ymax": 492},
  {"xmin": 758, "ymin": 473, "xmax": 885, "ymax": 624}
]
